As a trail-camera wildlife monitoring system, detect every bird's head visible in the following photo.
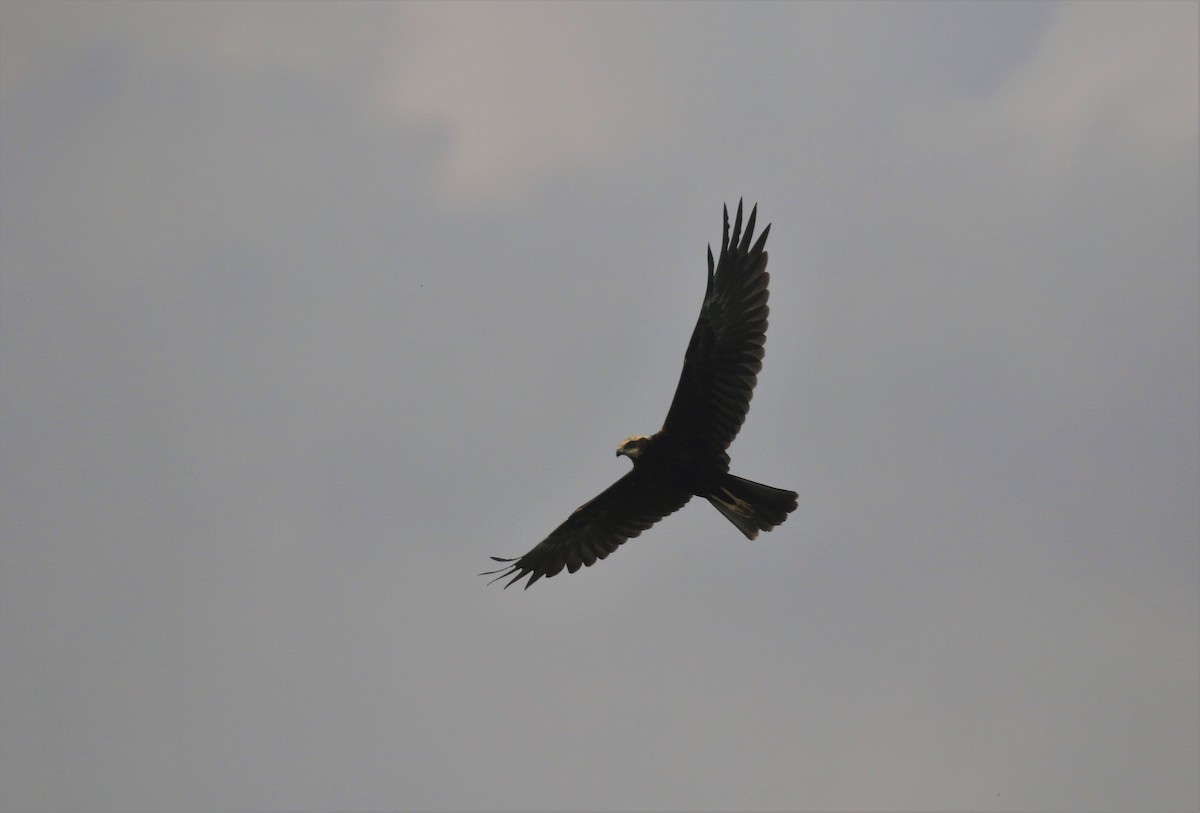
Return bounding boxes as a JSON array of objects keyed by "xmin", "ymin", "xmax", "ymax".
[{"xmin": 616, "ymin": 435, "xmax": 651, "ymax": 460}]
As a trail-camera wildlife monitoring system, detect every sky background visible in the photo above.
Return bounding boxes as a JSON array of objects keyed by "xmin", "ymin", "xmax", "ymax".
[{"xmin": 1, "ymin": 2, "xmax": 1197, "ymax": 811}]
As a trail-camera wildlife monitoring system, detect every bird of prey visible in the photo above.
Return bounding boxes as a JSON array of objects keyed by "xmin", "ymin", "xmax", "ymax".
[{"xmin": 485, "ymin": 201, "xmax": 797, "ymax": 589}]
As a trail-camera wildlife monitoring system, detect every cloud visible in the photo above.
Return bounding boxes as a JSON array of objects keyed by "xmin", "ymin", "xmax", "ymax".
[
  {"xmin": 994, "ymin": 2, "xmax": 1198, "ymax": 156},
  {"xmin": 902, "ymin": 1, "xmax": 1199, "ymax": 196},
  {"xmin": 370, "ymin": 4, "xmax": 661, "ymax": 207}
]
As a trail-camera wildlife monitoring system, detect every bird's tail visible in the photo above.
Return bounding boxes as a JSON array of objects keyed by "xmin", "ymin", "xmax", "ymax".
[{"xmin": 705, "ymin": 474, "xmax": 798, "ymax": 540}]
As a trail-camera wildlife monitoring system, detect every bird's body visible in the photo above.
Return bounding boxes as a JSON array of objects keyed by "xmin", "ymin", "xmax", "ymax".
[{"xmin": 486, "ymin": 201, "xmax": 797, "ymax": 588}]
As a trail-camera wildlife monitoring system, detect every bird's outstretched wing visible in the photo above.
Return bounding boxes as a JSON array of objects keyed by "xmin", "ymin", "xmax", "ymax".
[
  {"xmin": 484, "ymin": 471, "xmax": 692, "ymax": 589},
  {"xmin": 660, "ymin": 200, "xmax": 771, "ymax": 463}
]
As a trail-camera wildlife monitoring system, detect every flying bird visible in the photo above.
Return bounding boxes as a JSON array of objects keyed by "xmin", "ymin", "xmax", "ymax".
[{"xmin": 485, "ymin": 201, "xmax": 797, "ymax": 588}]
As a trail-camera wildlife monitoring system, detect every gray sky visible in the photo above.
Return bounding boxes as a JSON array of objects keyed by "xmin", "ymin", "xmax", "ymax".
[{"xmin": 1, "ymin": 2, "xmax": 1197, "ymax": 811}]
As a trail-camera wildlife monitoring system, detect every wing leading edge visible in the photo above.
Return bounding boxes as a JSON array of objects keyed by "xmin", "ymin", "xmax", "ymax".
[{"xmin": 660, "ymin": 200, "xmax": 771, "ymax": 463}]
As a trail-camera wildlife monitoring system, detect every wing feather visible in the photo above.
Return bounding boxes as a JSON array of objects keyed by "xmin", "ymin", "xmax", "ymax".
[
  {"xmin": 484, "ymin": 470, "xmax": 692, "ymax": 589},
  {"xmin": 661, "ymin": 200, "xmax": 773, "ymax": 459}
]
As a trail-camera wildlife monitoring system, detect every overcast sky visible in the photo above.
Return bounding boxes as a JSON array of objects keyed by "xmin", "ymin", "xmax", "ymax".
[{"xmin": 1, "ymin": 2, "xmax": 1197, "ymax": 811}]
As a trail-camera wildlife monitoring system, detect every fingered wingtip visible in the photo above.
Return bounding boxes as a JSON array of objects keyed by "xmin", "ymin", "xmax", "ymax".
[{"xmin": 482, "ymin": 556, "xmax": 541, "ymax": 589}]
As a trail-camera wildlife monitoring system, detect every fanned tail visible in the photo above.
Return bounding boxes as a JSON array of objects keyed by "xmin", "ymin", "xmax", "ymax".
[{"xmin": 705, "ymin": 474, "xmax": 797, "ymax": 539}]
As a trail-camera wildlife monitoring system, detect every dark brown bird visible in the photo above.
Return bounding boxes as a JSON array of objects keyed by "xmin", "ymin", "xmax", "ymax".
[{"xmin": 485, "ymin": 201, "xmax": 797, "ymax": 588}]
